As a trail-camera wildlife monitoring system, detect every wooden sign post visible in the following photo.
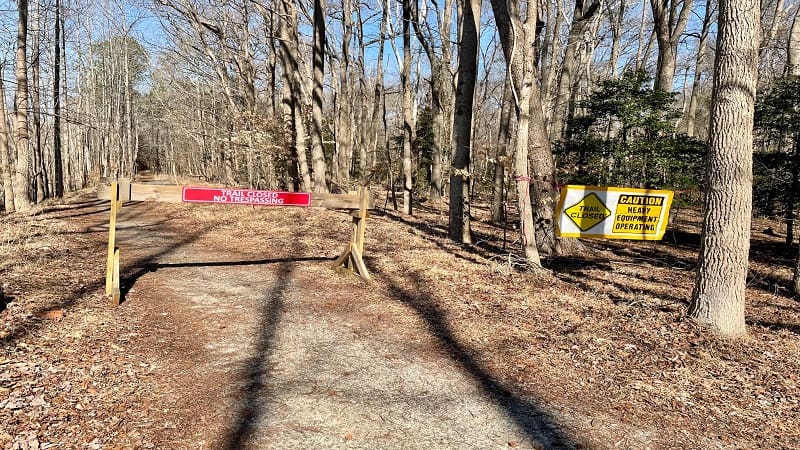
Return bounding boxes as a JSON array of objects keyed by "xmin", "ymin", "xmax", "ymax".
[
  {"xmin": 105, "ymin": 181, "xmax": 123, "ymax": 306},
  {"xmin": 332, "ymin": 186, "xmax": 371, "ymax": 280},
  {"xmin": 100, "ymin": 178, "xmax": 374, "ymax": 306}
]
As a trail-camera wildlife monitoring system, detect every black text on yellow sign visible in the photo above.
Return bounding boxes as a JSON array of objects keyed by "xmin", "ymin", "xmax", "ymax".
[{"xmin": 612, "ymin": 195, "xmax": 665, "ymax": 235}]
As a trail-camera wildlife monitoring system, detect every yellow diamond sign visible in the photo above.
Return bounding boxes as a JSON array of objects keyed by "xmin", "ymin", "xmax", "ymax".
[{"xmin": 564, "ymin": 193, "xmax": 611, "ymax": 231}]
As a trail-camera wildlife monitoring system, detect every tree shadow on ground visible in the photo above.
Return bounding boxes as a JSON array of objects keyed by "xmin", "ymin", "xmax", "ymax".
[
  {"xmin": 372, "ymin": 264, "xmax": 578, "ymax": 448},
  {"xmin": 373, "ymin": 209, "xmax": 509, "ymax": 267},
  {"xmin": 119, "ymin": 256, "xmax": 331, "ymax": 301},
  {"xmin": 32, "ymin": 198, "xmax": 107, "ymax": 217},
  {"xmin": 217, "ymin": 239, "xmax": 308, "ymax": 449},
  {"xmin": 0, "ymin": 199, "xmax": 226, "ymax": 346}
]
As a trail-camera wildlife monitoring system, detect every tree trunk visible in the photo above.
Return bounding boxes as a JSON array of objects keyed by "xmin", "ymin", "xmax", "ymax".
[
  {"xmin": 786, "ymin": 139, "xmax": 799, "ymax": 246},
  {"xmin": 31, "ymin": 1, "xmax": 45, "ymax": 202},
  {"xmin": 550, "ymin": 0, "xmax": 601, "ymax": 141},
  {"xmin": 492, "ymin": 78, "xmax": 514, "ymax": 223},
  {"xmin": 489, "ymin": 0, "xmax": 541, "ymax": 266},
  {"xmin": 650, "ymin": 0, "xmax": 694, "ymax": 92},
  {"xmin": 13, "ymin": 0, "xmax": 31, "ymax": 212},
  {"xmin": 276, "ymin": 0, "xmax": 312, "ymax": 191},
  {"xmin": 606, "ymin": 0, "xmax": 625, "ymax": 79},
  {"xmin": 689, "ymin": 0, "xmax": 759, "ymax": 336},
  {"xmin": 336, "ymin": 0, "xmax": 354, "ymax": 185},
  {"xmin": 370, "ymin": 2, "xmax": 388, "ymax": 175},
  {"xmin": 449, "ymin": 0, "xmax": 480, "ymax": 243},
  {"xmin": 401, "ymin": 0, "xmax": 414, "ymax": 215},
  {"xmin": 310, "ymin": 0, "xmax": 329, "ymax": 192},
  {"xmin": 412, "ymin": 0, "xmax": 455, "ymax": 204},
  {"xmin": 686, "ymin": 1, "xmax": 714, "ymax": 138},
  {"xmin": 53, "ymin": 0, "xmax": 64, "ymax": 197},
  {"xmin": 789, "ymin": 5, "xmax": 800, "ymax": 74},
  {"xmin": 0, "ymin": 73, "xmax": 14, "ymax": 212}
]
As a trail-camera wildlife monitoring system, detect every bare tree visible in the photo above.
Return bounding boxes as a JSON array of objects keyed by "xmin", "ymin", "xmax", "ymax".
[
  {"xmin": 685, "ymin": 0, "xmax": 715, "ymax": 138},
  {"xmin": 0, "ymin": 70, "xmax": 14, "ymax": 212},
  {"xmin": 54, "ymin": 0, "xmax": 64, "ymax": 197},
  {"xmin": 14, "ymin": 0, "xmax": 32, "ymax": 212},
  {"xmin": 690, "ymin": 0, "xmax": 759, "ymax": 335},
  {"xmin": 650, "ymin": 0, "xmax": 694, "ymax": 92},
  {"xmin": 401, "ymin": 0, "xmax": 415, "ymax": 215},
  {"xmin": 449, "ymin": 0, "xmax": 481, "ymax": 243},
  {"xmin": 550, "ymin": 0, "xmax": 602, "ymax": 141},
  {"xmin": 490, "ymin": 0, "xmax": 542, "ymax": 266},
  {"xmin": 310, "ymin": 0, "xmax": 330, "ymax": 192},
  {"xmin": 412, "ymin": 0, "xmax": 455, "ymax": 203},
  {"xmin": 788, "ymin": 4, "xmax": 800, "ymax": 74}
]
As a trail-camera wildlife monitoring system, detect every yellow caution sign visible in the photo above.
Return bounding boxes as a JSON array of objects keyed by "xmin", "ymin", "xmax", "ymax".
[{"xmin": 556, "ymin": 186, "xmax": 673, "ymax": 240}]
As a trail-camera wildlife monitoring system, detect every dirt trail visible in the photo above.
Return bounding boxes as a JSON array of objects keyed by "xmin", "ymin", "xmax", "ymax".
[
  {"xmin": 110, "ymin": 200, "xmax": 562, "ymax": 449},
  {"xmin": 5, "ymin": 193, "xmax": 799, "ymax": 449}
]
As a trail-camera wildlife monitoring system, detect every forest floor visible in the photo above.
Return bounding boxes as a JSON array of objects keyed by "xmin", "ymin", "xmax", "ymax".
[{"xmin": 0, "ymin": 187, "xmax": 798, "ymax": 449}]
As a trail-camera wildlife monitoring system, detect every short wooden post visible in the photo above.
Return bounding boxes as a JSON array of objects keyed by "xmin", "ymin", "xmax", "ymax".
[
  {"xmin": 105, "ymin": 181, "xmax": 122, "ymax": 304},
  {"xmin": 333, "ymin": 186, "xmax": 371, "ymax": 280}
]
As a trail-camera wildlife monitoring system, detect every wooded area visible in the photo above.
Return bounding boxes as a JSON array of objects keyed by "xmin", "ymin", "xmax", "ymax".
[{"xmin": 0, "ymin": 0, "xmax": 799, "ymax": 335}]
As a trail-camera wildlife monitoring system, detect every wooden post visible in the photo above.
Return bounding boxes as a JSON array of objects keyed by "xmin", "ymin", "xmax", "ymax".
[
  {"xmin": 105, "ymin": 181, "xmax": 122, "ymax": 304},
  {"xmin": 333, "ymin": 186, "xmax": 371, "ymax": 280}
]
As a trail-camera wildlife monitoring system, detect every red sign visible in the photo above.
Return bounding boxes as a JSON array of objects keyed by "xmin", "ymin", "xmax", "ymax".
[{"xmin": 182, "ymin": 187, "xmax": 312, "ymax": 207}]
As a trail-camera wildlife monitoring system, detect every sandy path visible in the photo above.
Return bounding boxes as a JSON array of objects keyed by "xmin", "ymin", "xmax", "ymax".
[{"xmin": 111, "ymin": 201, "xmax": 560, "ymax": 449}]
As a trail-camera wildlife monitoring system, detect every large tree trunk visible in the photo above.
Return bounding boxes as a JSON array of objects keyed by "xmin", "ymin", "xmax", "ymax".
[
  {"xmin": 276, "ymin": 0, "xmax": 312, "ymax": 191},
  {"xmin": 310, "ymin": 0, "xmax": 329, "ymax": 192},
  {"xmin": 336, "ymin": 0, "xmax": 354, "ymax": 185},
  {"xmin": 489, "ymin": 0, "xmax": 541, "ymax": 266},
  {"xmin": 650, "ymin": 0, "xmax": 694, "ymax": 92},
  {"xmin": 448, "ymin": 0, "xmax": 480, "ymax": 243},
  {"xmin": 789, "ymin": 5, "xmax": 800, "ymax": 74},
  {"xmin": 788, "ymin": 4, "xmax": 800, "ymax": 292},
  {"xmin": 53, "ymin": 0, "xmax": 64, "ymax": 197},
  {"xmin": 0, "ymin": 74, "xmax": 14, "ymax": 211},
  {"xmin": 401, "ymin": 0, "xmax": 414, "ymax": 215},
  {"xmin": 13, "ymin": 0, "xmax": 31, "ymax": 212},
  {"xmin": 689, "ymin": 0, "xmax": 759, "ymax": 336}
]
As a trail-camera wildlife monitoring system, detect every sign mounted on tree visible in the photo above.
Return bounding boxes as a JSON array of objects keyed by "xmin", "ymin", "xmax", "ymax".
[
  {"xmin": 556, "ymin": 185, "xmax": 673, "ymax": 240},
  {"xmin": 182, "ymin": 187, "xmax": 311, "ymax": 207}
]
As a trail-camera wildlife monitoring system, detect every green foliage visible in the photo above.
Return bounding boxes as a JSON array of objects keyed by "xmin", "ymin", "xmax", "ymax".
[
  {"xmin": 556, "ymin": 70, "xmax": 705, "ymax": 191},
  {"xmin": 753, "ymin": 76, "xmax": 800, "ymax": 217},
  {"xmin": 90, "ymin": 36, "xmax": 149, "ymax": 92}
]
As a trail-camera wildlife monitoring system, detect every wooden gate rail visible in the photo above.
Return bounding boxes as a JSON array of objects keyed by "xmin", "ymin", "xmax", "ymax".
[{"xmin": 98, "ymin": 179, "xmax": 374, "ymax": 306}]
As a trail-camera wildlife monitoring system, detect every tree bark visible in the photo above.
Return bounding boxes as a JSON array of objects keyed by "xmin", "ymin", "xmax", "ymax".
[
  {"xmin": 0, "ymin": 73, "xmax": 14, "ymax": 212},
  {"xmin": 31, "ymin": 1, "xmax": 45, "ymax": 202},
  {"xmin": 686, "ymin": 1, "xmax": 715, "ymax": 138},
  {"xmin": 789, "ymin": 5, "xmax": 800, "ymax": 74},
  {"xmin": 310, "ymin": 0, "xmax": 329, "ymax": 192},
  {"xmin": 449, "ymin": 0, "xmax": 480, "ymax": 243},
  {"xmin": 275, "ymin": 0, "xmax": 312, "ymax": 191},
  {"xmin": 550, "ymin": 0, "xmax": 601, "ymax": 141},
  {"xmin": 492, "ymin": 78, "xmax": 514, "ymax": 223},
  {"xmin": 489, "ymin": 0, "xmax": 542, "ymax": 266},
  {"xmin": 336, "ymin": 0, "xmax": 354, "ymax": 185},
  {"xmin": 650, "ymin": 0, "xmax": 694, "ymax": 92},
  {"xmin": 689, "ymin": 0, "xmax": 759, "ymax": 336},
  {"xmin": 53, "ymin": 0, "xmax": 64, "ymax": 197},
  {"xmin": 401, "ymin": 0, "xmax": 414, "ymax": 215},
  {"xmin": 13, "ymin": 0, "xmax": 31, "ymax": 212}
]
